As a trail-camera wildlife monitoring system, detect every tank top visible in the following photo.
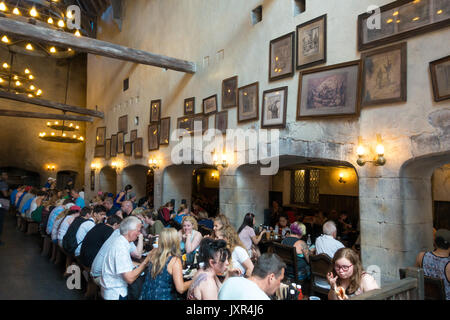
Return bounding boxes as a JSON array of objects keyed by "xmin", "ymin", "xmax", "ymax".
[
  {"xmin": 139, "ymin": 256, "xmax": 178, "ymax": 300},
  {"xmin": 422, "ymin": 252, "xmax": 450, "ymax": 300}
]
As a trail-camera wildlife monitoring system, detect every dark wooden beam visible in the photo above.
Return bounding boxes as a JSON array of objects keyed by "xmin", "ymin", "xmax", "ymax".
[
  {"xmin": 0, "ymin": 109, "xmax": 93, "ymax": 122},
  {"xmin": 0, "ymin": 90, "xmax": 104, "ymax": 118},
  {"xmin": 0, "ymin": 17, "xmax": 196, "ymax": 74}
]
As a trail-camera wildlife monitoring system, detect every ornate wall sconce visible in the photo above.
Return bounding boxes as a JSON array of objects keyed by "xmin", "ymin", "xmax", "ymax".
[
  {"xmin": 338, "ymin": 172, "xmax": 346, "ymax": 184},
  {"xmin": 111, "ymin": 160, "xmax": 122, "ymax": 172},
  {"xmin": 148, "ymin": 158, "xmax": 159, "ymax": 170},
  {"xmin": 356, "ymin": 134, "xmax": 386, "ymax": 167},
  {"xmin": 213, "ymin": 153, "xmax": 228, "ymax": 168},
  {"xmin": 46, "ymin": 164, "xmax": 56, "ymax": 171},
  {"xmin": 211, "ymin": 171, "xmax": 219, "ymax": 181},
  {"xmin": 90, "ymin": 162, "xmax": 100, "ymax": 171}
]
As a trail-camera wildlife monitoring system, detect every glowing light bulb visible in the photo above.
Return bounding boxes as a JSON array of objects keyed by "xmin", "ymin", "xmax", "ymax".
[
  {"xmin": 55, "ymin": 121, "xmax": 59, "ymax": 125},
  {"xmin": 1, "ymin": 35, "xmax": 9, "ymax": 43},
  {"xmin": 47, "ymin": 122, "xmax": 51, "ymax": 126},
  {"xmin": 73, "ymin": 135, "xmax": 76, "ymax": 138},
  {"xmin": 75, "ymin": 125, "xmax": 79, "ymax": 129},
  {"xmin": 0, "ymin": 78, "xmax": 3, "ymax": 83},
  {"xmin": 24, "ymin": 69, "xmax": 30, "ymax": 74},
  {"xmin": 47, "ymin": 17, "xmax": 53, "ymax": 24},
  {"xmin": 79, "ymin": 136, "xmax": 84, "ymax": 141},
  {"xmin": 356, "ymin": 145, "xmax": 365, "ymax": 156},
  {"xmin": 15, "ymin": 80, "xmax": 21, "ymax": 86},
  {"xmin": 213, "ymin": 154, "xmax": 218, "ymax": 163},
  {"xmin": 67, "ymin": 11, "xmax": 73, "ymax": 19},
  {"xmin": 29, "ymin": 7, "xmax": 37, "ymax": 17},
  {"xmin": 437, "ymin": 10, "xmax": 443, "ymax": 15},
  {"xmin": 28, "ymin": 94, "xmax": 33, "ymax": 97},
  {"xmin": 339, "ymin": 172, "xmax": 344, "ymax": 178},
  {"xmin": 68, "ymin": 48, "xmax": 72, "ymax": 52},
  {"xmin": 74, "ymin": 30, "xmax": 81, "ymax": 37},
  {"xmin": 69, "ymin": 123, "xmax": 73, "ymax": 127},
  {"xmin": 13, "ymin": 7, "xmax": 20, "ymax": 15},
  {"xmin": 2, "ymin": 63, "xmax": 9, "ymax": 68},
  {"xmin": 50, "ymin": 47, "xmax": 56, "ymax": 53},
  {"xmin": 376, "ymin": 144, "xmax": 385, "ymax": 155},
  {"xmin": 29, "ymin": 85, "xmax": 35, "ymax": 90},
  {"xmin": 26, "ymin": 43, "xmax": 33, "ymax": 50},
  {"xmin": 13, "ymin": 75, "xmax": 18, "ymax": 80},
  {"xmin": 0, "ymin": 2, "xmax": 6, "ymax": 12},
  {"xmin": 28, "ymin": 75, "xmax": 34, "ymax": 80},
  {"xmin": 36, "ymin": 89, "xmax": 42, "ymax": 96},
  {"xmin": 57, "ymin": 20, "xmax": 65, "ymax": 28},
  {"xmin": 62, "ymin": 133, "xmax": 66, "ymax": 137},
  {"xmin": 51, "ymin": 132, "xmax": 55, "ymax": 136}
]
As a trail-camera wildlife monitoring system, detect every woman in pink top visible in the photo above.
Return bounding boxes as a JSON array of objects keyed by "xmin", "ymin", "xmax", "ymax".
[{"xmin": 237, "ymin": 213, "xmax": 267, "ymax": 257}]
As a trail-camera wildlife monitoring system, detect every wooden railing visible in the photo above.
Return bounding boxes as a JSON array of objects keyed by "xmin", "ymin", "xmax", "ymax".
[{"xmin": 350, "ymin": 267, "xmax": 424, "ymax": 300}]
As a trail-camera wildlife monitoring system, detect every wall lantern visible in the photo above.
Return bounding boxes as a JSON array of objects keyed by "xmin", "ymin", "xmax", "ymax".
[
  {"xmin": 148, "ymin": 158, "xmax": 159, "ymax": 170},
  {"xmin": 111, "ymin": 160, "xmax": 122, "ymax": 171},
  {"xmin": 213, "ymin": 153, "xmax": 228, "ymax": 168},
  {"xmin": 90, "ymin": 162, "xmax": 100, "ymax": 171},
  {"xmin": 356, "ymin": 134, "xmax": 386, "ymax": 167},
  {"xmin": 338, "ymin": 172, "xmax": 346, "ymax": 184},
  {"xmin": 46, "ymin": 164, "xmax": 56, "ymax": 171}
]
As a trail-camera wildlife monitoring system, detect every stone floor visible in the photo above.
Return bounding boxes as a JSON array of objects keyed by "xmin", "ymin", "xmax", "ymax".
[{"xmin": 0, "ymin": 212, "xmax": 85, "ymax": 300}]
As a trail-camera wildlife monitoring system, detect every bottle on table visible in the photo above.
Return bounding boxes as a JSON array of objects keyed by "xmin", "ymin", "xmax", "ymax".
[
  {"xmin": 307, "ymin": 234, "xmax": 312, "ymax": 247},
  {"xmin": 297, "ymin": 284, "xmax": 303, "ymax": 300}
]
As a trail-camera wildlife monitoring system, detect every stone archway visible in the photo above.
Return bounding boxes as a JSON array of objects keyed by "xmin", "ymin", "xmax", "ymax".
[
  {"xmin": 99, "ymin": 166, "xmax": 117, "ymax": 196},
  {"xmin": 121, "ymin": 165, "xmax": 154, "ymax": 204}
]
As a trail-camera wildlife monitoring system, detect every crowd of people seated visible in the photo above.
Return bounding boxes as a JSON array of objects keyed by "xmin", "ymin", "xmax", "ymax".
[{"xmin": 1, "ymin": 173, "xmax": 448, "ymax": 300}]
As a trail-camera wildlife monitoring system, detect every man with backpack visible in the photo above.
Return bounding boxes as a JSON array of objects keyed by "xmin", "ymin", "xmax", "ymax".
[
  {"xmin": 62, "ymin": 207, "xmax": 93, "ymax": 255},
  {"xmin": 74, "ymin": 205, "xmax": 108, "ymax": 257}
]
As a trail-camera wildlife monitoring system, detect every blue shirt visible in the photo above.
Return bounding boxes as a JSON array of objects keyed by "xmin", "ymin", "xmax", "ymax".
[
  {"xmin": 46, "ymin": 206, "xmax": 64, "ymax": 235},
  {"xmin": 75, "ymin": 197, "xmax": 85, "ymax": 208},
  {"xmin": 16, "ymin": 192, "xmax": 27, "ymax": 207},
  {"xmin": 21, "ymin": 197, "xmax": 35, "ymax": 214},
  {"xmin": 10, "ymin": 189, "xmax": 18, "ymax": 204}
]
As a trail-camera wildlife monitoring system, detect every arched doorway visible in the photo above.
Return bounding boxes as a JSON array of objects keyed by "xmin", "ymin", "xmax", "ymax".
[
  {"xmin": 122, "ymin": 165, "xmax": 154, "ymax": 207},
  {"xmin": 57, "ymin": 170, "xmax": 77, "ymax": 190},
  {"xmin": 192, "ymin": 166, "xmax": 220, "ymax": 217},
  {"xmin": 0, "ymin": 167, "xmax": 40, "ymax": 188},
  {"xmin": 162, "ymin": 164, "xmax": 220, "ymax": 216},
  {"xmin": 432, "ymin": 164, "xmax": 450, "ymax": 231},
  {"xmin": 99, "ymin": 166, "xmax": 117, "ymax": 196}
]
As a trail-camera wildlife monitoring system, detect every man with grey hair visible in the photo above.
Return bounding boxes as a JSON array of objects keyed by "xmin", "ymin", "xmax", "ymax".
[
  {"xmin": 100, "ymin": 216, "xmax": 150, "ymax": 300},
  {"xmin": 315, "ymin": 220, "xmax": 345, "ymax": 259}
]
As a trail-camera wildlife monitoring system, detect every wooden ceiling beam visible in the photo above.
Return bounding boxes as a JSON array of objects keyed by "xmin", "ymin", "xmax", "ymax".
[
  {"xmin": 0, "ymin": 17, "xmax": 196, "ymax": 73},
  {"xmin": 0, "ymin": 90, "xmax": 104, "ymax": 118},
  {"xmin": 0, "ymin": 109, "xmax": 93, "ymax": 122}
]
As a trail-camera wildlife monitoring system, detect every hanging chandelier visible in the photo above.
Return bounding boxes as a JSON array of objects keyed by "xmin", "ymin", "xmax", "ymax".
[
  {"xmin": 0, "ymin": 0, "xmax": 84, "ymax": 58},
  {"xmin": 38, "ymin": 119, "xmax": 84, "ymax": 143},
  {"xmin": 0, "ymin": 59, "xmax": 42, "ymax": 96}
]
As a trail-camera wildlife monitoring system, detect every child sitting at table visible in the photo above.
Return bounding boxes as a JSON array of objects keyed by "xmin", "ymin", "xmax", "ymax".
[{"xmin": 274, "ymin": 214, "xmax": 290, "ymax": 237}]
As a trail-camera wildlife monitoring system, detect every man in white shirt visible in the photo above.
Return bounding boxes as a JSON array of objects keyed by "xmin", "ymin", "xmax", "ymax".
[
  {"xmin": 100, "ymin": 216, "xmax": 150, "ymax": 300},
  {"xmin": 219, "ymin": 253, "xmax": 286, "ymax": 300},
  {"xmin": 315, "ymin": 220, "xmax": 345, "ymax": 259},
  {"xmin": 74, "ymin": 205, "xmax": 107, "ymax": 257}
]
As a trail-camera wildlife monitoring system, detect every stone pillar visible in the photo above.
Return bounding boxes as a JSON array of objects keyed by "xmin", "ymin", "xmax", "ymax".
[
  {"xmin": 153, "ymin": 169, "xmax": 163, "ymax": 209},
  {"xmin": 359, "ymin": 175, "xmax": 433, "ymax": 283},
  {"xmin": 220, "ymin": 165, "xmax": 269, "ymax": 229},
  {"xmin": 162, "ymin": 165, "xmax": 193, "ymax": 209}
]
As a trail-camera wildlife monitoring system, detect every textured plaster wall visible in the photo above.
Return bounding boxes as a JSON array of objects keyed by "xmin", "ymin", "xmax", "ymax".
[
  {"xmin": 432, "ymin": 165, "xmax": 450, "ymax": 201},
  {"xmin": 0, "ymin": 50, "xmax": 87, "ymax": 188},
  {"xmin": 85, "ymin": 0, "xmax": 450, "ymax": 281}
]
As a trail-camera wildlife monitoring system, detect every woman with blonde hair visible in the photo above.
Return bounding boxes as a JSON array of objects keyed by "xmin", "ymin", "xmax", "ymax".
[
  {"xmin": 139, "ymin": 228, "xmax": 192, "ymax": 300},
  {"xmin": 213, "ymin": 214, "xmax": 231, "ymax": 238},
  {"xmin": 216, "ymin": 225, "xmax": 254, "ymax": 277},
  {"xmin": 327, "ymin": 248, "xmax": 379, "ymax": 300},
  {"xmin": 178, "ymin": 215, "xmax": 203, "ymax": 264}
]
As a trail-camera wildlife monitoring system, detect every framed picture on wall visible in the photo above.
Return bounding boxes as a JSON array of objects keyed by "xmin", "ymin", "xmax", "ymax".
[
  {"xmin": 361, "ymin": 42, "xmax": 407, "ymax": 106},
  {"xmin": 105, "ymin": 138, "xmax": 111, "ymax": 160},
  {"xmin": 111, "ymin": 134, "xmax": 117, "ymax": 157},
  {"xmin": 90, "ymin": 170, "xmax": 95, "ymax": 191},
  {"xmin": 160, "ymin": 117, "xmax": 171, "ymax": 145},
  {"xmin": 96, "ymin": 127, "xmax": 106, "ymax": 146},
  {"xmin": 222, "ymin": 76, "xmax": 238, "ymax": 109},
  {"xmin": 130, "ymin": 129, "xmax": 138, "ymax": 143},
  {"xmin": 269, "ymin": 31, "xmax": 295, "ymax": 81},
  {"xmin": 430, "ymin": 55, "xmax": 450, "ymax": 102},
  {"xmin": 203, "ymin": 94, "xmax": 218, "ymax": 116},
  {"xmin": 118, "ymin": 115, "xmax": 128, "ymax": 133},
  {"xmin": 297, "ymin": 60, "xmax": 362, "ymax": 119},
  {"xmin": 215, "ymin": 111, "xmax": 228, "ymax": 135},
  {"xmin": 117, "ymin": 131, "xmax": 124, "ymax": 153},
  {"xmin": 296, "ymin": 14, "xmax": 327, "ymax": 70},
  {"xmin": 192, "ymin": 114, "xmax": 208, "ymax": 135},
  {"xmin": 177, "ymin": 116, "xmax": 193, "ymax": 135},
  {"xmin": 150, "ymin": 99, "xmax": 161, "ymax": 123},
  {"xmin": 184, "ymin": 97, "xmax": 195, "ymax": 115},
  {"xmin": 124, "ymin": 142, "xmax": 132, "ymax": 156},
  {"xmin": 94, "ymin": 145, "xmax": 105, "ymax": 158},
  {"xmin": 134, "ymin": 138, "xmax": 143, "ymax": 159},
  {"xmin": 261, "ymin": 87, "xmax": 288, "ymax": 129},
  {"xmin": 357, "ymin": 0, "xmax": 450, "ymax": 51},
  {"xmin": 148, "ymin": 123, "xmax": 160, "ymax": 151},
  {"xmin": 238, "ymin": 82, "xmax": 259, "ymax": 123}
]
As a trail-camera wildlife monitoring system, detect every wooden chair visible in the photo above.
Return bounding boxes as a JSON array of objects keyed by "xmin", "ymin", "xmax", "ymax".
[
  {"xmin": 400, "ymin": 268, "xmax": 444, "ymax": 300},
  {"xmin": 25, "ymin": 218, "xmax": 39, "ymax": 235},
  {"xmin": 268, "ymin": 242, "xmax": 300, "ymax": 283},
  {"xmin": 309, "ymin": 253, "xmax": 332, "ymax": 296}
]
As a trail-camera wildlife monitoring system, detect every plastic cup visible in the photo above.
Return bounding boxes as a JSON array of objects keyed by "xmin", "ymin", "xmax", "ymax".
[{"xmin": 309, "ymin": 296, "xmax": 321, "ymax": 300}]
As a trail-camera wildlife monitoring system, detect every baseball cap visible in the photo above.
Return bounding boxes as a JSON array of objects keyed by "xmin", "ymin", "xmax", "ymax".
[{"xmin": 69, "ymin": 205, "xmax": 81, "ymax": 212}]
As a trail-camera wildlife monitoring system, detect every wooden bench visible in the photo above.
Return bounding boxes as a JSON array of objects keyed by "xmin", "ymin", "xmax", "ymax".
[
  {"xmin": 400, "ymin": 267, "xmax": 445, "ymax": 300},
  {"xmin": 25, "ymin": 218, "xmax": 39, "ymax": 235},
  {"xmin": 268, "ymin": 242, "xmax": 300, "ymax": 283}
]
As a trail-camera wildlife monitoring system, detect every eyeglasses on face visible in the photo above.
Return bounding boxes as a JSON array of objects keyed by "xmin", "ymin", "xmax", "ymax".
[{"xmin": 335, "ymin": 264, "xmax": 353, "ymax": 272}]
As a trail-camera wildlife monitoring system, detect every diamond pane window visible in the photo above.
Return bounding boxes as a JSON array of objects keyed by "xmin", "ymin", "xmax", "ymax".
[
  {"xmin": 293, "ymin": 170, "xmax": 305, "ymax": 203},
  {"xmin": 309, "ymin": 169, "xmax": 320, "ymax": 204}
]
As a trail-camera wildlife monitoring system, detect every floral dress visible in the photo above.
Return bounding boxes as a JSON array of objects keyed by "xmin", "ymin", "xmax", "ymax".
[{"xmin": 139, "ymin": 256, "xmax": 178, "ymax": 300}]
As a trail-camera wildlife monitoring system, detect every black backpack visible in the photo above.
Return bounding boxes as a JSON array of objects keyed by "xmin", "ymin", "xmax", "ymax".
[{"xmin": 62, "ymin": 216, "xmax": 89, "ymax": 254}]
